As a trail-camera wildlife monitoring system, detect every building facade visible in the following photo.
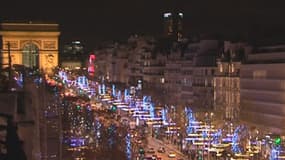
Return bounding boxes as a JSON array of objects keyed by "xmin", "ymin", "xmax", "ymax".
[
  {"xmin": 192, "ymin": 39, "xmax": 220, "ymax": 114},
  {"xmin": 94, "ymin": 43, "xmax": 115, "ymax": 83},
  {"xmin": 240, "ymin": 45, "xmax": 285, "ymax": 134},
  {"xmin": 214, "ymin": 41, "xmax": 244, "ymax": 122},
  {"xmin": 61, "ymin": 40, "xmax": 86, "ymax": 69},
  {"xmin": 180, "ymin": 44, "xmax": 195, "ymax": 107},
  {"xmin": 164, "ymin": 45, "xmax": 183, "ymax": 105}
]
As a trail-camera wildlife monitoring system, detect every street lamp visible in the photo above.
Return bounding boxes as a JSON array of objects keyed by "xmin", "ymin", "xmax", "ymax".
[{"xmin": 230, "ymin": 123, "xmax": 233, "ymax": 135}]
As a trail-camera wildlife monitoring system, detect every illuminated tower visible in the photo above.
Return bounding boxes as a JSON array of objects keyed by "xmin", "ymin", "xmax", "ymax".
[{"xmin": 163, "ymin": 12, "xmax": 183, "ymax": 41}]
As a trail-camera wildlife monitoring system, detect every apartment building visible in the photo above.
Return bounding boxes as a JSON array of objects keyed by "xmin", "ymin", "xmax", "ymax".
[
  {"xmin": 240, "ymin": 44, "xmax": 285, "ymax": 134},
  {"xmin": 214, "ymin": 41, "xmax": 245, "ymax": 121},
  {"xmin": 192, "ymin": 39, "xmax": 220, "ymax": 113}
]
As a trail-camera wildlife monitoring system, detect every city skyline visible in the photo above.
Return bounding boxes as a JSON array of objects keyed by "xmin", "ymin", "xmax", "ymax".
[
  {"xmin": 1, "ymin": 10, "xmax": 285, "ymax": 158},
  {"xmin": 1, "ymin": 0, "xmax": 285, "ymax": 51}
]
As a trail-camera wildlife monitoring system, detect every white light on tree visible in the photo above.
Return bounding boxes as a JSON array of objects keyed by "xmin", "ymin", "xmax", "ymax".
[
  {"xmin": 102, "ymin": 84, "xmax": 106, "ymax": 94},
  {"xmin": 124, "ymin": 89, "xmax": 128, "ymax": 97},
  {"xmin": 150, "ymin": 103, "xmax": 155, "ymax": 118},
  {"xmin": 137, "ymin": 80, "xmax": 142, "ymax": 90},
  {"xmin": 98, "ymin": 85, "xmax": 102, "ymax": 94},
  {"xmin": 124, "ymin": 89, "xmax": 129, "ymax": 103},
  {"xmin": 143, "ymin": 96, "xmax": 147, "ymax": 103},
  {"xmin": 164, "ymin": 13, "xmax": 172, "ymax": 18},
  {"xmin": 117, "ymin": 90, "xmax": 121, "ymax": 100},
  {"xmin": 162, "ymin": 108, "xmax": 167, "ymax": 124},
  {"xmin": 213, "ymin": 129, "xmax": 222, "ymax": 144},
  {"xmin": 112, "ymin": 84, "xmax": 116, "ymax": 97}
]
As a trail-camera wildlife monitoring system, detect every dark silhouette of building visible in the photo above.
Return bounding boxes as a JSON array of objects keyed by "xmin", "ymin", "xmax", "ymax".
[
  {"xmin": 61, "ymin": 40, "xmax": 87, "ymax": 69},
  {"xmin": 163, "ymin": 12, "xmax": 184, "ymax": 41},
  {"xmin": 0, "ymin": 113, "xmax": 27, "ymax": 160}
]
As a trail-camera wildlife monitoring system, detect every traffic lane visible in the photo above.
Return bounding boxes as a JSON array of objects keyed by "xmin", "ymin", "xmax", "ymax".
[
  {"xmin": 148, "ymin": 136, "xmax": 185, "ymax": 157},
  {"xmin": 147, "ymin": 137, "xmax": 186, "ymax": 160},
  {"xmin": 145, "ymin": 146, "xmax": 185, "ymax": 160}
]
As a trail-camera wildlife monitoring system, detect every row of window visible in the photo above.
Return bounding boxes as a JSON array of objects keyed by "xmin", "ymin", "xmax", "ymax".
[{"xmin": 214, "ymin": 79, "xmax": 240, "ymax": 88}]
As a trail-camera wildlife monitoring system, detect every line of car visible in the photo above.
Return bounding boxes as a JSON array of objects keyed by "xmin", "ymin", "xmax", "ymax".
[{"xmin": 144, "ymin": 147, "xmax": 179, "ymax": 159}]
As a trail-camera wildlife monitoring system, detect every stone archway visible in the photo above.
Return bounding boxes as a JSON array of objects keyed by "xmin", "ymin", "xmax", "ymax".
[
  {"xmin": 0, "ymin": 22, "xmax": 60, "ymax": 74},
  {"xmin": 22, "ymin": 42, "xmax": 39, "ymax": 68}
]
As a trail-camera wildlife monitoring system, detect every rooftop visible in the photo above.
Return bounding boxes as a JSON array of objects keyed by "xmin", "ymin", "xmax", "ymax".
[{"xmin": 0, "ymin": 21, "xmax": 59, "ymax": 32}]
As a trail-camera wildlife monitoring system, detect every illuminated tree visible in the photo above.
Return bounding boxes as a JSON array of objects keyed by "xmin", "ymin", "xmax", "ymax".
[
  {"xmin": 102, "ymin": 84, "xmax": 106, "ymax": 95},
  {"xmin": 112, "ymin": 84, "xmax": 116, "ymax": 97},
  {"xmin": 185, "ymin": 107, "xmax": 196, "ymax": 134},
  {"xmin": 125, "ymin": 133, "xmax": 132, "ymax": 160},
  {"xmin": 212, "ymin": 129, "xmax": 222, "ymax": 144},
  {"xmin": 162, "ymin": 107, "xmax": 168, "ymax": 124},
  {"xmin": 93, "ymin": 123, "xmax": 128, "ymax": 160},
  {"xmin": 231, "ymin": 125, "xmax": 249, "ymax": 154},
  {"xmin": 117, "ymin": 90, "xmax": 121, "ymax": 100},
  {"xmin": 150, "ymin": 103, "xmax": 155, "ymax": 119},
  {"xmin": 270, "ymin": 146, "xmax": 281, "ymax": 160}
]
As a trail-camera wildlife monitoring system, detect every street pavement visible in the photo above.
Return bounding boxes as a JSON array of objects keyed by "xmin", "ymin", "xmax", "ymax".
[{"xmin": 146, "ymin": 135, "xmax": 187, "ymax": 160}]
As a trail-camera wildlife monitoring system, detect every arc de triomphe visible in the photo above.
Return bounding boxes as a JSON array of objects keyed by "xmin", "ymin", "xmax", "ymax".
[{"xmin": 0, "ymin": 22, "xmax": 60, "ymax": 74}]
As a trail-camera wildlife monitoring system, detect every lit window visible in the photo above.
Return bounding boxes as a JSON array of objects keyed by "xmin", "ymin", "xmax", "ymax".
[
  {"xmin": 161, "ymin": 78, "xmax": 165, "ymax": 84},
  {"xmin": 219, "ymin": 64, "xmax": 223, "ymax": 72},
  {"xmin": 231, "ymin": 64, "xmax": 234, "ymax": 73},
  {"xmin": 253, "ymin": 70, "xmax": 267, "ymax": 79}
]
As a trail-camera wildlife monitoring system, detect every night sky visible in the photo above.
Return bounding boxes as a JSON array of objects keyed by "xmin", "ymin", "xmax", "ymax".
[{"xmin": 1, "ymin": 0, "xmax": 285, "ymax": 52}]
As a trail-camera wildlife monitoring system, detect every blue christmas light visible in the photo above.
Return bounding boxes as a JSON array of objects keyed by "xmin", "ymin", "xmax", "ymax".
[
  {"xmin": 125, "ymin": 133, "xmax": 132, "ymax": 160},
  {"xmin": 117, "ymin": 90, "xmax": 121, "ymax": 100},
  {"xmin": 112, "ymin": 84, "xmax": 116, "ymax": 97},
  {"xmin": 185, "ymin": 107, "xmax": 196, "ymax": 134},
  {"xmin": 162, "ymin": 108, "xmax": 167, "ymax": 124},
  {"xmin": 143, "ymin": 96, "xmax": 147, "ymax": 103},
  {"xmin": 150, "ymin": 103, "xmax": 155, "ymax": 118},
  {"xmin": 270, "ymin": 146, "xmax": 281, "ymax": 160},
  {"xmin": 102, "ymin": 84, "xmax": 106, "ymax": 94},
  {"xmin": 98, "ymin": 85, "xmax": 102, "ymax": 94},
  {"xmin": 231, "ymin": 125, "xmax": 248, "ymax": 154},
  {"xmin": 213, "ymin": 129, "xmax": 222, "ymax": 144},
  {"xmin": 124, "ymin": 89, "xmax": 128, "ymax": 97}
]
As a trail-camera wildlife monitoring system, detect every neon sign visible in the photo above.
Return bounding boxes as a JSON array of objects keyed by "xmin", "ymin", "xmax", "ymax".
[{"xmin": 88, "ymin": 54, "xmax": 96, "ymax": 76}]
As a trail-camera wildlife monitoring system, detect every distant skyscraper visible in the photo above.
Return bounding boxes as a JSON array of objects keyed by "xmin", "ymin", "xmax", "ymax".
[
  {"xmin": 163, "ymin": 12, "xmax": 183, "ymax": 41},
  {"xmin": 63, "ymin": 40, "xmax": 84, "ymax": 55},
  {"xmin": 61, "ymin": 40, "xmax": 87, "ymax": 69}
]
